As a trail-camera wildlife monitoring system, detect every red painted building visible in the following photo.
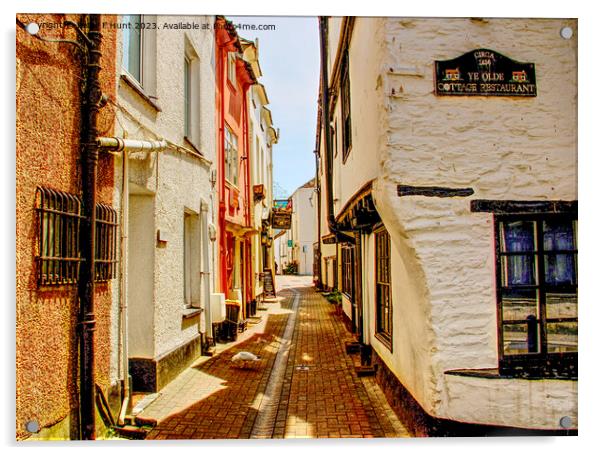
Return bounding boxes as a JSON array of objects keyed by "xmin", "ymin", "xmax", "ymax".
[{"xmin": 215, "ymin": 17, "xmax": 258, "ymax": 317}]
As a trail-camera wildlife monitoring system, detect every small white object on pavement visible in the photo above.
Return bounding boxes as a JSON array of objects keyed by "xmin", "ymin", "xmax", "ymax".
[{"xmin": 231, "ymin": 351, "xmax": 262, "ymax": 369}]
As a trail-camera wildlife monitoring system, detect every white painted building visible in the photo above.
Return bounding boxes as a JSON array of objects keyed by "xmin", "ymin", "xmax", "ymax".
[
  {"xmin": 241, "ymin": 38, "xmax": 279, "ymax": 299},
  {"xmin": 111, "ymin": 14, "xmax": 217, "ymax": 393},
  {"xmin": 289, "ymin": 179, "xmax": 317, "ymax": 276},
  {"xmin": 317, "ymin": 17, "xmax": 577, "ymax": 434}
]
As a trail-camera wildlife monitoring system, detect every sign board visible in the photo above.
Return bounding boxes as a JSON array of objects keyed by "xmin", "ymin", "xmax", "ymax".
[
  {"xmin": 287, "ymin": 240, "xmax": 293, "ymax": 248},
  {"xmin": 435, "ymin": 49, "xmax": 536, "ymax": 97},
  {"xmin": 273, "ymin": 199, "xmax": 292, "ymax": 211},
  {"xmin": 272, "ymin": 210, "xmax": 292, "ymax": 230},
  {"xmin": 262, "ymin": 270, "xmax": 276, "ymax": 298}
]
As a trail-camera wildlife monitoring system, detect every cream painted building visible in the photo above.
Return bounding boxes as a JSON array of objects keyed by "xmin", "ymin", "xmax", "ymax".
[
  {"xmin": 110, "ymin": 15, "xmax": 217, "ymax": 394},
  {"xmin": 290, "ymin": 179, "xmax": 317, "ymax": 276},
  {"xmin": 241, "ymin": 38, "xmax": 279, "ymax": 300},
  {"xmin": 316, "ymin": 17, "xmax": 577, "ymax": 435},
  {"xmin": 273, "ymin": 179, "xmax": 317, "ymax": 276}
]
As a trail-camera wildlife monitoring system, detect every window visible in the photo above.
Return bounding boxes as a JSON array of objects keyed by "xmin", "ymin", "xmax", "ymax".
[
  {"xmin": 227, "ymin": 52, "xmax": 237, "ymax": 85},
  {"xmin": 225, "ymin": 125, "xmax": 238, "ymax": 185},
  {"xmin": 36, "ymin": 187, "xmax": 117, "ymax": 286},
  {"xmin": 183, "ymin": 41, "xmax": 200, "ymax": 146},
  {"xmin": 121, "ymin": 15, "xmax": 158, "ymax": 99},
  {"xmin": 184, "ymin": 55, "xmax": 192, "ymax": 138},
  {"xmin": 341, "ymin": 244, "xmax": 355, "ymax": 298},
  {"xmin": 375, "ymin": 226, "xmax": 392, "ymax": 348},
  {"xmin": 183, "ymin": 211, "xmax": 201, "ymax": 308},
  {"xmin": 341, "ymin": 50, "xmax": 352, "ymax": 162},
  {"xmin": 122, "ymin": 15, "xmax": 142, "ymax": 82},
  {"xmin": 496, "ymin": 215, "xmax": 577, "ymax": 377}
]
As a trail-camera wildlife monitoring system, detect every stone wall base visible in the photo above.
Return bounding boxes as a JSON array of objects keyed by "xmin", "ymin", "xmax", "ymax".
[
  {"xmin": 371, "ymin": 352, "xmax": 577, "ymax": 437},
  {"xmin": 130, "ymin": 335, "xmax": 202, "ymax": 393}
]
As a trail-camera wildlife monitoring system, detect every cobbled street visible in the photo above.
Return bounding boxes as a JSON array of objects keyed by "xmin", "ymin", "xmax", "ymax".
[{"xmin": 141, "ymin": 276, "xmax": 410, "ymax": 439}]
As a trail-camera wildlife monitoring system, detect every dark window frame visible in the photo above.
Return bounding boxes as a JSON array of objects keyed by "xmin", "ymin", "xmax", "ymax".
[
  {"xmin": 494, "ymin": 213, "xmax": 577, "ymax": 378},
  {"xmin": 341, "ymin": 50, "xmax": 352, "ymax": 163},
  {"xmin": 224, "ymin": 124, "xmax": 238, "ymax": 186},
  {"xmin": 374, "ymin": 226, "xmax": 392, "ymax": 350},
  {"xmin": 341, "ymin": 244, "xmax": 355, "ymax": 299},
  {"xmin": 184, "ymin": 55, "xmax": 192, "ymax": 138}
]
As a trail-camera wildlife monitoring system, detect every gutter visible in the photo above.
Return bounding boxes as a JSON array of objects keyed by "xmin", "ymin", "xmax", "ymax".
[
  {"xmin": 318, "ymin": 17, "xmax": 353, "ymax": 244},
  {"xmin": 78, "ymin": 14, "xmax": 103, "ymax": 440}
]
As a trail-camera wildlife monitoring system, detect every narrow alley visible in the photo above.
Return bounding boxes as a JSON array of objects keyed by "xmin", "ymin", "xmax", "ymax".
[{"xmin": 140, "ymin": 276, "xmax": 410, "ymax": 439}]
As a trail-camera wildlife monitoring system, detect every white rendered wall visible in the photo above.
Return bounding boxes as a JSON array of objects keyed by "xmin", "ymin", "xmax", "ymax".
[
  {"xmin": 356, "ymin": 17, "xmax": 577, "ymax": 429},
  {"xmin": 115, "ymin": 15, "xmax": 216, "ymax": 362}
]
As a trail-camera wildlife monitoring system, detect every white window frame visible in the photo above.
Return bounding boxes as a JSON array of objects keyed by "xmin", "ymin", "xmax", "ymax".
[
  {"xmin": 121, "ymin": 14, "xmax": 157, "ymax": 97},
  {"xmin": 225, "ymin": 125, "xmax": 238, "ymax": 186},
  {"xmin": 227, "ymin": 52, "xmax": 237, "ymax": 85}
]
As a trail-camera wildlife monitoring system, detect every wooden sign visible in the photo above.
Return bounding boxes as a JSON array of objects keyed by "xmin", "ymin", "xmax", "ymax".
[
  {"xmin": 262, "ymin": 270, "xmax": 276, "ymax": 298},
  {"xmin": 271, "ymin": 209, "xmax": 292, "ymax": 229},
  {"xmin": 435, "ymin": 49, "xmax": 536, "ymax": 97}
]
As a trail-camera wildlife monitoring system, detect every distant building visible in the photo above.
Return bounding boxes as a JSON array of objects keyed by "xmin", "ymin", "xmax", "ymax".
[
  {"xmin": 241, "ymin": 37, "xmax": 279, "ymax": 303},
  {"xmin": 289, "ymin": 179, "xmax": 318, "ymax": 275},
  {"xmin": 316, "ymin": 17, "xmax": 577, "ymax": 435}
]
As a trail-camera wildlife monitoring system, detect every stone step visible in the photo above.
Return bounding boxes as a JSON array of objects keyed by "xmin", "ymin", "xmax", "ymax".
[
  {"xmin": 345, "ymin": 341, "xmax": 361, "ymax": 354},
  {"xmin": 113, "ymin": 424, "xmax": 150, "ymax": 440},
  {"xmin": 355, "ymin": 365, "xmax": 377, "ymax": 377}
]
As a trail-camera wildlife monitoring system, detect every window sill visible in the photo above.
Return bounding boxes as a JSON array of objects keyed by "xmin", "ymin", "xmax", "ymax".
[
  {"xmin": 120, "ymin": 73, "xmax": 162, "ymax": 112},
  {"xmin": 374, "ymin": 332, "xmax": 392, "ymax": 353},
  {"xmin": 184, "ymin": 136, "xmax": 203, "ymax": 156},
  {"xmin": 342, "ymin": 146, "xmax": 352, "ymax": 164},
  {"xmin": 444, "ymin": 368, "xmax": 577, "ymax": 381},
  {"xmin": 182, "ymin": 307, "xmax": 202, "ymax": 319}
]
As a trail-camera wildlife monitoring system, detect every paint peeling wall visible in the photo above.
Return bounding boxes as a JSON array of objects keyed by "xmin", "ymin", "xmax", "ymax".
[
  {"xmin": 369, "ymin": 17, "xmax": 577, "ymax": 429},
  {"xmin": 16, "ymin": 14, "xmax": 117, "ymax": 439}
]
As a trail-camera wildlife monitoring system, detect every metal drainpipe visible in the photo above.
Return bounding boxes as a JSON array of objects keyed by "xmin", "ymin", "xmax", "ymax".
[
  {"xmin": 218, "ymin": 37, "xmax": 228, "ymax": 295},
  {"xmin": 118, "ymin": 148, "xmax": 129, "ymax": 426},
  {"xmin": 200, "ymin": 199, "xmax": 213, "ymax": 344},
  {"xmin": 313, "ymin": 149, "xmax": 323, "ymax": 289},
  {"xmin": 78, "ymin": 14, "xmax": 102, "ymax": 440},
  {"xmin": 319, "ymin": 17, "xmax": 338, "ymax": 236}
]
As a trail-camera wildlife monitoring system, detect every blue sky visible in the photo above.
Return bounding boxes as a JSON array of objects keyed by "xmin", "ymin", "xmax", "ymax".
[{"xmin": 230, "ymin": 16, "xmax": 319, "ymax": 198}]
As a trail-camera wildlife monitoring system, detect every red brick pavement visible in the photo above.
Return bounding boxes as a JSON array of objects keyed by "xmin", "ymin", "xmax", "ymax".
[{"xmin": 143, "ymin": 277, "xmax": 410, "ymax": 439}]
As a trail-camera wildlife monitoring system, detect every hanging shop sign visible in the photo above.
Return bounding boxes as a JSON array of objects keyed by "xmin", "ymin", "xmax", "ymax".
[
  {"xmin": 271, "ymin": 210, "xmax": 292, "ymax": 230},
  {"xmin": 435, "ymin": 49, "xmax": 536, "ymax": 97},
  {"xmin": 273, "ymin": 199, "xmax": 293, "ymax": 211}
]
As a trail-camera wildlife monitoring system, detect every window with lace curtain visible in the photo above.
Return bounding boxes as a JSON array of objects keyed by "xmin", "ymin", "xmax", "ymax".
[{"xmin": 496, "ymin": 215, "xmax": 577, "ymax": 377}]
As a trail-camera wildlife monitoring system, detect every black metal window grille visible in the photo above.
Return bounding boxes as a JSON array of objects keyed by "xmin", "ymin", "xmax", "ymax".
[
  {"xmin": 36, "ymin": 187, "xmax": 118, "ymax": 286},
  {"xmin": 341, "ymin": 50, "xmax": 352, "ymax": 163},
  {"xmin": 495, "ymin": 214, "xmax": 577, "ymax": 377},
  {"xmin": 341, "ymin": 245, "xmax": 355, "ymax": 298},
  {"xmin": 95, "ymin": 203, "xmax": 118, "ymax": 282},
  {"xmin": 375, "ymin": 227, "xmax": 392, "ymax": 347},
  {"xmin": 36, "ymin": 187, "xmax": 83, "ymax": 286}
]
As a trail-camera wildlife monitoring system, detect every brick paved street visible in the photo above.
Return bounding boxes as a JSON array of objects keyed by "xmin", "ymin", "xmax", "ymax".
[{"xmin": 142, "ymin": 276, "xmax": 410, "ymax": 439}]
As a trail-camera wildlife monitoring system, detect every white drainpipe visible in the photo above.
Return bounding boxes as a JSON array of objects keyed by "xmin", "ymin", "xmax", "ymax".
[
  {"xmin": 97, "ymin": 137, "xmax": 168, "ymax": 425},
  {"xmin": 200, "ymin": 198, "xmax": 213, "ymax": 343}
]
